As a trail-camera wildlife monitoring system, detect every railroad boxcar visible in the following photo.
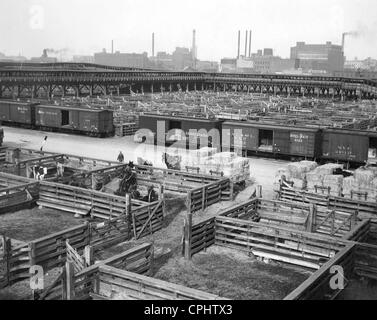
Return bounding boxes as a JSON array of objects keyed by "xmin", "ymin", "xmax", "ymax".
[
  {"xmin": 222, "ymin": 121, "xmax": 322, "ymax": 159},
  {"xmin": 35, "ymin": 105, "xmax": 114, "ymax": 137},
  {"xmin": 322, "ymin": 128, "xmax": 377, "ymax": 164},
  {"xmin": 139, "ymin": 113, "xmax": 222, "ymax": 146},
  {"xmin": 0, "ymin": 100, "xmax": 39, "ymax": 125}
]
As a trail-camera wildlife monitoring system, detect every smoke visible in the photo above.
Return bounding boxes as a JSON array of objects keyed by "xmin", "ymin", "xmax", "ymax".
[
  {"xmin": 44, "ymin": 48, "xmax": 69, "ymax": 54},
  {"xmin": 346, "ymin": 31, "xmax": 359, "ymax": 37}
]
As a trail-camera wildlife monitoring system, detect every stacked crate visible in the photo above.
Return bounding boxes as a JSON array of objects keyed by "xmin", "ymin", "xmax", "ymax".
[
  {"xmin": 113, "ymin": 112, "xmax": 139, "ymax": 137},
  {"xmin": 114, "ymin": 122, "xmax": 139, "ymax": 137}
]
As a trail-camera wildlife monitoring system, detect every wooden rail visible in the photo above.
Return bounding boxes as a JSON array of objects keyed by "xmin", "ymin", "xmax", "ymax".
[
  {"xmin": 72, "ymin": 243, "xmax": 153, "ymax": 300},
  {"xmin": 188, "ymin": 178, "xmax": 231, "ymax": 213},
  {"xmin": 277, "ymin": 183, "xmax": 377, "ymax": 221},
  {"xmin": 284, "ymin": 243, "xmax": 356, "ymax": 300},
  {"xmin": 0, "ymin": 182, "xmax": 39, "ymax": 213},
  {"xmin": 93, "ymin": 265, "xmax": 228, "ymax": 300}
]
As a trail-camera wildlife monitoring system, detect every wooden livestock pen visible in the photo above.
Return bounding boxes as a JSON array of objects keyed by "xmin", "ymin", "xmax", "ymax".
[
  {"xmin": 183, "ymin": 196, "xmax": 372, "ymax": 260},
  {"xmin": 285, "ymin": 242, "xmax": 377, "ymax": 300},
  {"xmin": 182, "ymin": 195, "xmax": 377, "ymax": 300},
  {"xmin": 71, "ymin": 163, "xmax": 232, "ymax": 214},
  {"xmin": 0, "ymin": 172, "xmax": 165, "ymax": 290},
  {"xmin": 1, "ymin": 148, "xmax": 233, "ymax": 215},
  {"xmin": 32, "ymin": 242, "xmax": 228, "ymax": 300},
  {"xmin": 276, "ymin": 181, "xmax": 377, "ymax": 222}
]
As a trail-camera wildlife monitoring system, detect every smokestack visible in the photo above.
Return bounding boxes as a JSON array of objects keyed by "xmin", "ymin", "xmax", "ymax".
[
  {"xmin": 152, "ymin": 33, "xmax": 155, "ymax": 57},
  {"xmin": 342, "ymin": 33, "xmax": 346, "ymax": 52},
  {"xmin": 248, "ymin": 30, "xmax": 252, "ymax": 57},
  {"xmin": 244, "ymin": 30, "xmax": 248, "ymax": 57},
  {"xmin": 111, "ymin": 40, "xmax": 114, "ymax": 54},
  {"xmin": 237, "ymin": 30, "xmax": 240, "ymax": 58},
  {"xmin": 192, "ymin": 29, "xmax": 196, "ymax": 61}
]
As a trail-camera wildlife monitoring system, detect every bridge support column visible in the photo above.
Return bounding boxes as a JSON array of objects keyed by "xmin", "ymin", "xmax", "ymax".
[
  {"xmin": 186, "ymin": 83, "xmax": 189, "ymax": 92},
  {"xmin": 169, "ymin": 84, "xmax": 172, "ymax": 93},
  {"xmin": 194, "ymin": 83, "xmax": 197, "ymax": 92},
  {"xmin": 151, "ymin": 84, "xmax": 154, "ymax": 94}
]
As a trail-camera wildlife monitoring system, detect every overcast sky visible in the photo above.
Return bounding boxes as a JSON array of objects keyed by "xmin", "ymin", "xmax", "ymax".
[{"xmin": 1, "ymin": 0, "xmax": 376, "ymax": 61}]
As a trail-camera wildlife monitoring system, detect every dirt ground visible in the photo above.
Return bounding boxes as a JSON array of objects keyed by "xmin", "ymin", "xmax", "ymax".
[
  {"xmin": 154, "ymin": 246, "xmax": 311, "ymax": 300},
  {"xmin": 0, "ymin": 206, "xmax": 86, "ymax": 242}
]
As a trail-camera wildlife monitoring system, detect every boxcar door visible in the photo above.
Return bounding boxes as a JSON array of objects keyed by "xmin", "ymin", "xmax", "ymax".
[{"xmin": 273, "ymin": 130, "xmax": 290, "ymax": 155}]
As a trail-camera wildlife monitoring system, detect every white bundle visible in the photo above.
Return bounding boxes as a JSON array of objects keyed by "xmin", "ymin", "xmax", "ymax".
[
  {"xmin": 342, "ymin": 176, "xmax": 358, "ymax": 198},
  {"xmin": 354, "ymin": 168, "xmax": 375, "ymax": 188},
  {"xmin": 323, "ymin": 174, "xmax": 344, "ymax": 196},
  {"xmin": 306, "ymin": 171, "xmax": 323, "ymax": 190}
]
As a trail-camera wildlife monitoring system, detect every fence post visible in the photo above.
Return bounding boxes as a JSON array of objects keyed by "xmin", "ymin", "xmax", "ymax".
[
  {"xmin": 84, "ymin": 246, "xmax": 93, "ymax": 267},
  {"xmin": 201, "ymin": 186, "xmax": 206, "ymax": 212},
  {"xmin": 28, "ymin": 242, "xmax": 36, "ymax": 267},
  {"xmin": 229, "ymin": 181, "xmax": 234, "ymax": 201},
  {"xmin": 158, "ymin": 184, "xmax": 165, "ymax": 216},
  {"xmin": 184, "ymin": 212, "xmax": 192, "ymax": 260},
  {"xmin": 257, "ymin": 185, "xmax": 263, "ymax": 198},
  {"xmin": 306, "ymin": 204, "xmax": 315, "ymax": 232},
  {"xmin": 125, "ymin": 193, "xmax": 133, "ymax": 238},
  {"xmin": 65, "ymin": 261, "xmax": 75, "ymax": 300},
  {"xmin": 1, "ymin": 236, "xmax": 11, "ymax": 288}
]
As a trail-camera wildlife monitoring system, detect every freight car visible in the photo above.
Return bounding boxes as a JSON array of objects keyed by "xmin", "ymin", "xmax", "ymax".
[
  {"xmin": 35, "ymin": 105, "xmax": 114, "ymax": 137},
  {"xmin": 0, "ymin": 100, "xmax": 114, "ymax": 137},
  {"xmin": 322, "ymin": 128, "xmax": 377, "ymax": 165},
  {"xmin": 139, "ymin": 113, "xmax": 222, "ymax": 147},
  {"xmin": 0, "ymin": 101, "xmax": 39, "ymax": 126},
  {"xmin": 222, "ymin": 121, "xmax": 322, "ymax": 160},
  {"xmin": 139, "ymin": 113, "xmax": 377, "ymax": 165}
]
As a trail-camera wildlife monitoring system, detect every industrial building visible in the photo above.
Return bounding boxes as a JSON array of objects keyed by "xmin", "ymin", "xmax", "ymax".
[
  {"xmin": 290, "ymin": 41, "xmax": 344, "ymax": 74},
  {"xmin": 94, "ymin": 49, "xmax": 151, "ymax": 69}
]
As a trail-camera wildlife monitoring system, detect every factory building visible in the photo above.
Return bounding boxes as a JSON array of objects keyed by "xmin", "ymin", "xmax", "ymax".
[
  {"xmin": 72, "ymin": 55, "xmax": 95, "ymax": 64},
  {"xmin": 290, "ymin": 41, "xmax": 344, "ymax": 74},
  {"xmin": 0, "ymin": 52, "xmax": 27, "ymax": 62},
  {"xmin": 94, "ymin": 49, "xmax": 151, "ymax": 68}
]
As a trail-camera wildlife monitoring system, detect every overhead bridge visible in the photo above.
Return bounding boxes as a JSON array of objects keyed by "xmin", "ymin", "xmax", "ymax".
[{"xmin": 0, "ymin": 62, "xmax": 376, "ymax": 99}]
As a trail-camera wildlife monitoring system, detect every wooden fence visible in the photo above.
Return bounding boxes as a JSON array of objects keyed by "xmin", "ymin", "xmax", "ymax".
[
  {"xmin": 214, "ymin": 216, "xmax": 346, "ymax": 269},
  {"xmin": 277, "ymin": 182, "xmax": 377, "ymax": 221},
  {"xmin": 71, "ymin": 243, "xmax": 154, "ymax": 300},
  {"xmin": 284, "ymin": 243, "xmax": 356, "ymax": 300},
  {"xmin": 92, "ymin": 265, "xmax": 228, "ymax": 300},
  {"xmin": 353, "ymin": 243, "xmax": 377, "ymax": 280},
  {"xmin": 0, "ymin": 205, "xmax": 163, "ymax": 289},
  {"xmin": 0, "ymin": 182, "xmax": 39, "ymax": 213},
  {"xmin": 35, "ymin": 243, "xmax": 153, "ymax": 300},
  {"xmin": 187, "ymin": 178, "xmax": 232, "ymax": 214}
]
